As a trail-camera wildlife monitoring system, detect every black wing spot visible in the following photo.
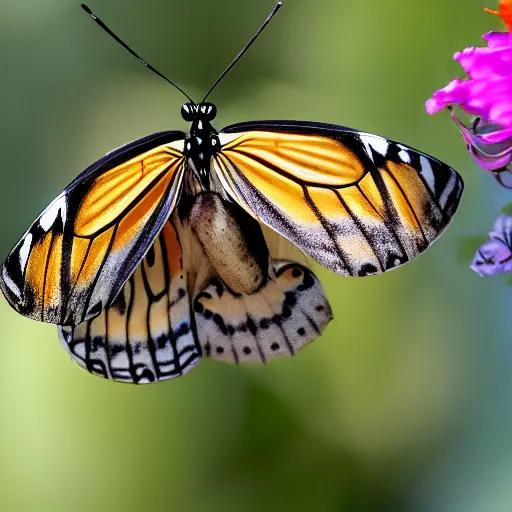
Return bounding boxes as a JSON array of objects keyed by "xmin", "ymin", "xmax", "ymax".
[
  {"xmin": 111, "ymin": 292, "xmax": 127, "ymax": 315},
  {"xmin": 260, "ymin": 318, "xmax": 270, "ymax": 329},
  {"xmin": 271, "ymin": 342, "xmax": 280, "ymax": 351},
  {"xmin": 138, "ymin": 369, "xmax": 155, "ymax": 383},
  {"xmin": 358, "ymin": 263, "xmax": 378, "ymax": 276},
  {"xmin": 216, "ymin": 346, "xmax": 225, "ymax": 354},
  {"xmin": 91, "ymin": 336, "xmax": 104, "ymax": 352},
  {"xmin": 108, "ymin": 343, "xmax": 124, "ymax": 358},
  {"xmin": 386, "ymin": 255, "xmax": 406, "ymax": 270},
  {"xmin": 213, "ymin": 313, "xmax": 228, "ymax": 335},
  {"xmin": 146, "ymin": 246, "xmax": 155, "ymax": 267},
  {"xmin": 156, "ymin": 334, "xmax": 168, "ymax": 349},
  {"xmin": 284, "ymin": 291, "xmax": 297, "ymax": 308},
  {"xmin": 297, "ymin": 327, "xmax": 306, "ymax": 336},
  {"xmin": 174, "ymin": 323, "xmax": 190, "ymax": 338},
  {"xmin": 193, "ymin": 300, "xmax": 204, "ymax": 314},
  {"xmin": 247, "ymin": 317, "xmax": 258, "ymax": 336},
  {"xmin": 243, "ymin": 346, "xmax": 251, "ymax": 355},
  {"xmin": 282, "ymin": 306, "xmax": 292, "ymax": 319},
  {"xmin": 88, "ymin": 301, "xmax": 103, "ymax": 319},
  {"xmin": 297, "ymin": 268, "xmax": 315, "ymax": 291}
]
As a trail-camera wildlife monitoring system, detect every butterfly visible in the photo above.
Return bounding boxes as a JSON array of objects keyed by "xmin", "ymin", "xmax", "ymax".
[{"xmin": 0, "ymin": 3, "xmax": 464, "ymax": 384}]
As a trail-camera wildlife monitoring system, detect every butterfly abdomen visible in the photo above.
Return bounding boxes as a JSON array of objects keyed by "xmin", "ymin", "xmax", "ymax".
[{"xmin": 188, "ymin": 193, "xmax": 269, "ymax": 295}]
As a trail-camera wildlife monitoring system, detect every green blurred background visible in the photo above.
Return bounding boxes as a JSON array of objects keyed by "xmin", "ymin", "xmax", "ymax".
[{"xmin": 0, "ymin": 0, "xmax": 510, "ymax": 510}]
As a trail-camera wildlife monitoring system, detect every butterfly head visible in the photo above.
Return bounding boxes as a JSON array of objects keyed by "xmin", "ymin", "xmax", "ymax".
[
  {"xmin": 181, "ymin": 102, "xmax": 217, "ymax": 123},
  {"xmin": 182, "ymin": 101, "xmax": 220, "ymax": 190}
]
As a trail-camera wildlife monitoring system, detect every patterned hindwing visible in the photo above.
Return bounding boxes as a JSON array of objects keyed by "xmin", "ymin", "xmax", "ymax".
[
  {"xmin": 1, "ymin": 132, "xmax": 186, "ymax": 325},
  {"xmin": 193, "ymin": 260, "xmax": 332, "ymax": 363},
  {"xmin": 58, "ymin": 221, "xmax": 201, "ymax": 384},
  {"xmin": 214, "ymin": 121, "xmax": 464, "ymax": 277}
]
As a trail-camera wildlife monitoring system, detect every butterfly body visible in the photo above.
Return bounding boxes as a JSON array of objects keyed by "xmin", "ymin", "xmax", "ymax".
[{"xmin": 177, "ymin": 102, "xmax": 272, "ymax": 296}]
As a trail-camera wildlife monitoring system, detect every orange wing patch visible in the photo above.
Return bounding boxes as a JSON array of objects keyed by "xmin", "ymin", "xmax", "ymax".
[
  {"xmin": 75, "ymin": 145, "xmax": 182, "ymax": 236},
  {"xmin": 215, "ymin": 127, "xmax": 463, "ymax": 277},
  {"xmin": 1, "ymin": 135, "xmax": 186, "ymax": 326},
  {"xmin": 220, "ymin": 131, "xmax": 366, "ymax": 186},
  {"xmin": 21, "ymin": 231, "xmax": 63, "ymax": 322}
]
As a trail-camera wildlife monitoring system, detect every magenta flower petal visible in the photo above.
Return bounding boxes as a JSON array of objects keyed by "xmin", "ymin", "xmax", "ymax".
[
  {"xmin": 426, "ymin": 80, "xmax": 467, "ymax": 115},
  {"xmin": 426, "ymin": 28, "xmax": 512, "ymax": 184},
  {"xmin": 483, "ymin": 31, "xmax": 512, "ymax": 49},
  {"xmin": 471, "ymin": 215, "xmax": 512, "ymax": 275},
  {"xmin": 426, "ymin": 34, "xmax": 512, "ymax": 127}
]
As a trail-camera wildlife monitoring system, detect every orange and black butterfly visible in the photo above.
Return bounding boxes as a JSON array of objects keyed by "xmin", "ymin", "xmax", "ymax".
[{"xmin": 0, "ymin": 3, "xmax": 463, "ymax": 383}]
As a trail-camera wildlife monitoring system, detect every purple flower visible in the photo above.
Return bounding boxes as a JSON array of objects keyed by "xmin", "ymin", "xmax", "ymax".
[
  {"xmin": 472, "ymin": 215, "xmax": 512, "ymax": 276},
  {"xmin": 426, "ymin": 10, "xmax": 512, "ymax": 187}
]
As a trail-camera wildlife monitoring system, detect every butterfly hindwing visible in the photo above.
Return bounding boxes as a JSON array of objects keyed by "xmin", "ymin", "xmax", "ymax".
[
  {"xmin": 1, "ymin": 131, "xmax": 186, "ymax": 326},
  {"xmin": 58, "ymin": 221, "xmax": 201, "ymax": 383},
  {"xmin": 194, "ymin": 259, "xmax": 332, "ymax": 363},
  {"xmin": 214, "ymin": 121, "xmax": 463, "ymax": 277}
]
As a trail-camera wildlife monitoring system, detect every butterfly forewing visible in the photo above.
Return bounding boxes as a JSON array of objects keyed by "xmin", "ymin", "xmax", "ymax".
[
  {"xmin": 0, "ymin": 131, "xmax": 186, "ymax": 326},
  {"xmin": 214, "ymin": 121, "xmax": 463, "ymax": 277}
]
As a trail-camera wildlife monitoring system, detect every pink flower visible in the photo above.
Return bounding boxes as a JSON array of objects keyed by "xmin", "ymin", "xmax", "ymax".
[
  {"xmin": 426, "ymin": 32, "xmax": 512, "ymax": 129},
  {"xmin": 426, "ymin": 5, "xmax": 512, "ymax": 187}
]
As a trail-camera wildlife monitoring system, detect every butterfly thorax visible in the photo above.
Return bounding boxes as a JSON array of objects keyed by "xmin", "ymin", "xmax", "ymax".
[{"xmin": 181, "ymin": 102, "xmax": 220, "ymax": 190}]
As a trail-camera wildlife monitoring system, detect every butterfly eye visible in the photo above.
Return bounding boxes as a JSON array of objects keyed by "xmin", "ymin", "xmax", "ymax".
[
  {"xmin": 203, "ymin": 103, "xmax": 217, "ymax": 121},
  {"xmin": 181, "ymin": 102, "xmax": 195, "ymax": 122}
]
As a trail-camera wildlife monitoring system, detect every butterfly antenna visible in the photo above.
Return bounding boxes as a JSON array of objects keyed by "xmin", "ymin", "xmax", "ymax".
[
  {"xmin": 202, "ymin": 1, "xmax": 283, "ymax": 102},
  {"xmin": 81, "ymin": 4, "xmax": 194, "ymax": 103}
]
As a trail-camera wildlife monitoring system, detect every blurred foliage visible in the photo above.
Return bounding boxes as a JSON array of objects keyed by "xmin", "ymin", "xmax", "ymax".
[
  {"xmin": 457, "ymin": 236, "xmax": 488, "ymax": 265},
  {"xmin": 1, "ymin": 0, "xmax": 511, "ymax": 511},
  {"xmin": 501, "ymin": 202, "xmax": 512, "ymax": 215}
]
